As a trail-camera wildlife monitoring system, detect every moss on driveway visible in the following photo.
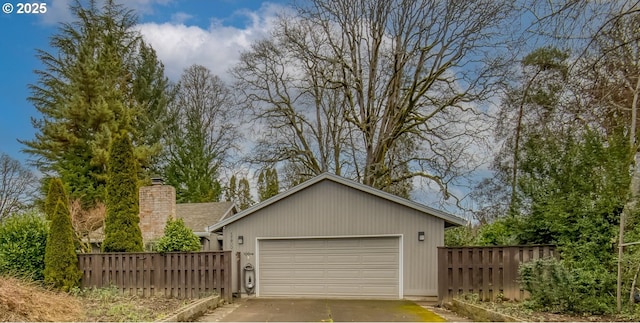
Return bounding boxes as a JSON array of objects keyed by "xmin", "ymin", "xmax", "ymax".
[{"xmin": 201, "ymin": 298, "xmax": 446, "ymax": 322}]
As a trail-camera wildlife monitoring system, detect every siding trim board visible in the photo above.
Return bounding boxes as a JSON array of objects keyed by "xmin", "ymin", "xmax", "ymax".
[{"xmin": 255, "ymin": 235, "xmax": 403, "ymax": 299}]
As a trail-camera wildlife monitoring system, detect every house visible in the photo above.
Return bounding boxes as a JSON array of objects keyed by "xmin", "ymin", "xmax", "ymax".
[
  {"xmin": 206, "ymin": 173, "xmax": 466, "ymax": 300},
  {"xmin": 139, "ymin": 180, "xmax": 237, "ymax": 250},
  {"xmin": 86, "ymin": 180, "xmax": 237, "ymax": 251}
]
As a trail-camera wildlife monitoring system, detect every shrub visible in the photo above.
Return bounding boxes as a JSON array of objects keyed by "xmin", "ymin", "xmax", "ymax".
[
  {"xmin": 102, "ymin": 132, "xmax": 143, "ymax": 252},
  {"xmin": 476, "ymin": 218, "xmax": 518, "ymax": 246},
  {"xmin": 519, "ymin": 257, "xmax": 613, "ymax": 314},
  {"xmin": 0, "ymin": 211, "xmax": 49, "ymax": 280},
  {"xmin": 444, "ymin": 225, "xmax": 477, "ymax": 246},
  {"xmin": 43, "ymin": 199, "xmax": 81, "ymax": 291},
  {"xmin": 155, "ymin": 218, "xmax": 201, "ymax": 252}
]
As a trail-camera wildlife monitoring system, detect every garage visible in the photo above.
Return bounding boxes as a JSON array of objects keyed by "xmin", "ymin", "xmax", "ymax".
[
  {"xmin": 257, "ymin": 236, "xmax": 401, "ymax": 299},
  {"xmin": 208, "ymin": 173, "xmax": 467, "ymax": 299}
]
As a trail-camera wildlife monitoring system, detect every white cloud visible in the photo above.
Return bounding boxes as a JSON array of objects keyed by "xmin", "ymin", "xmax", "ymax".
[
  {"xmin": 39, "ymin": 0, "xmax": 74, "ymax": 25},
  {"xmin": 136, "ymin": 3, "xmax": 288, "ymax": 81}
]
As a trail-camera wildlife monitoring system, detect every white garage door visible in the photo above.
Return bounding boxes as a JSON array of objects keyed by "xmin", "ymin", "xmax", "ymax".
[{"xmin": 258, "ymin": 237, "xmax": 400, "ymax": 299}]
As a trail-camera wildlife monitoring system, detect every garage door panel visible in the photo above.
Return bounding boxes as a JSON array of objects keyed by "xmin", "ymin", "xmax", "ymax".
[
  {"xmin": 325, "ymin": 269, "xmax": 361, "ymax": 278},
  {"xmin": 294, "ymin": 269, "xmax": 327, "ymax": 278},
  {"xmin": 293, "ymin": 284, "xmax": 327, "ymax": 293},
  {"xmin": 325, "ymin": 254, "xmax": 354, "ymax": 263},
  {"xmin": 260, "ymin": 285, "xmax": 294, "ymax": 295},
  {"xmin": 325, "ymin": 239, "xmax": 360, "ymax": 247},
  {"xmin": 259, "ymin": 237, "xmax": 400, "ymax": 298},
  {"xmin": 323, "ymin": 284, "xmax": 362, "ymax": 293},
  {"xmin": 362, "ymin": 253, "xmax": 398, "ymax": 262},
  {"xmin": 260, "ymin": 270, "xmax": 294, "ymax": 279},
  {"xmin": 359, "ymin": 269, "xmax": 399, "ymax": 279},
  {"xmin": 293, "ymin": 254, "xmax": 326, "ymax": 263},
  {"xmin": 260, "ymin": 240, "xmax": 294, "ymax": 250},
  {"xmin": 293, "ymin": 239, "xmax": 326, "ymax": 248},
  {"xmin": 260, "ymin": 256, "xmax": 294, "ymax": 264}
]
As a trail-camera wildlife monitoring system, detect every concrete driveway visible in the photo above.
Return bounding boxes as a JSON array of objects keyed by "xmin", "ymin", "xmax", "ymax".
[{"xmin": 198, "ymin": 298, "xmax": 446, "ymax": 322}]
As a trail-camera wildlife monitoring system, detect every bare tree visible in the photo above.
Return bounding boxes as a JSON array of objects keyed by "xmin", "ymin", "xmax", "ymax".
[
  {"xmin": 0, "ymin": 153, "xmax": 38, "ymax": 219},
  {"xmin": 234, "ymin": 0, "xmax": 514, "ymax": 200},
  {"xmin": 164, "ymin": 65, "xmax": 239, "ymax": 203},
  {"xmin": 232, "ymin": 27, "xmax": 352, "ymax": 184}
]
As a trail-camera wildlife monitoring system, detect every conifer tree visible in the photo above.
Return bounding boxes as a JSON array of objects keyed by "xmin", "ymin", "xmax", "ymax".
[
  {"xmin": 43, "ymin": 198, "xmax": 81, "ymax": 291},
  {"xmin": 225, "ymin": 175, "xmax": 254, "ymax": 210},
  {"xmin": 237, "ymin": 177, "xmax": 254, "ymax": 210},
  {"xmin": 163, "ymin": 65, "xmax": 235, "ymax": 203},
  {"xmin": 102, "ymin": 132, "xmax": 143, "ymax": 252},
  {"xmin": 43, "ymin": 177, "xmax": 68, "ymax": 221},
  {"xmin": 257, "ymin": 168, "xmax": 279, "ymax": 201},
  {"xmin": 22, "ymin": 0, "xmax": 170, "ymax": 207},
  {"xmin": 226, "ymin": 175, "xmax": 237, "ymax": 201}
]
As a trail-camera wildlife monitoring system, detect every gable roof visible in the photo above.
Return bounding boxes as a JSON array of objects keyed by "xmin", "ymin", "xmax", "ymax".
[
  {"xmin": 207, "ymin": 173, "xmax": 467, "ymax": 232},
  {"xmin": 177, "ymin": 201, "xmax": 236, "ymax": 233}
]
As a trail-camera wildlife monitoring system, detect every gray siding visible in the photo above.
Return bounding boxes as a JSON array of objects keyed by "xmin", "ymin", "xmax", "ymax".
[{"xmin": 224, "ymin": 179, "xmax": 444, "ymax": 297}]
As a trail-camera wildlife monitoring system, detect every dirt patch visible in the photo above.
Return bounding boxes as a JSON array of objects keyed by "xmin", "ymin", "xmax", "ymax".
[
  {"xmin": 0, "ymin": 276, "xmax": 83, "ymax": 322},
  {"xmin": 0, "ymin": 276, "xmax": 198, "ymax": 322}
]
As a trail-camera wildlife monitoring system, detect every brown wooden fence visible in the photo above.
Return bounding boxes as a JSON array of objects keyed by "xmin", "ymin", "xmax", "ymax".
[
  {"xmin": 78, "ymin": 251, "xmax": 231, "ymax": 301},
  {"xmin": 438, "ymin": 245, "xmax": 556, "ymax": 303}
]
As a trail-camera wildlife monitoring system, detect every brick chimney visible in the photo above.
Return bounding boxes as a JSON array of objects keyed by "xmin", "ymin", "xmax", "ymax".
[{"xmin": 139, "ymin": 178, "xmax": 175, "ymax": 244}]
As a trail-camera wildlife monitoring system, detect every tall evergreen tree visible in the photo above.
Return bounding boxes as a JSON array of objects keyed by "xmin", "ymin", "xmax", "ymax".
[
  {"xmin": 257, "ymin": 168, "xmax": 279, "ymax": 201},
  {"xmin": 131, "ymin": 43, "xmax": 173, "ymax": 175},
  {"xmin": 43, "ymin": 196, "xmax": 81, "ymax": 291},
  {"xmin": 226, "ymin": 175, "xmax": 237, "ymax": 202},
  {"xmin": 21, "ymin": 0, "xmax": 170, "ymax": 207},
  {"xmin": 43, "ymin": 178, "xmax": 68, "ymax": 221},
  {"xmin": 225, "ymin": 175, "xmax": 254, "ymax": 210},
  {"xmin": 102, "ymin": 132, "xmax": 143, "ymax": 252},
  {"xmin": 237, "ymin": 177, "xmax": 254, "ymax": 210}
]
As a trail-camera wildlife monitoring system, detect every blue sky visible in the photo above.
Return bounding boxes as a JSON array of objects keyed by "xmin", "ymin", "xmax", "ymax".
[
  {"xmin": 0, "ymin": 0, "xmax": 286, "ymax": 164},
  {"xmin": 0, "ymin": 0, "xmax": 494, "ymax": 214}
]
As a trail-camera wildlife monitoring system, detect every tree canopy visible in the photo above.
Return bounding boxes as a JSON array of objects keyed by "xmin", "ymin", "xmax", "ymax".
[{"xmin": 21, "ymin": 0, "xmax": 170, "ymax": 207}]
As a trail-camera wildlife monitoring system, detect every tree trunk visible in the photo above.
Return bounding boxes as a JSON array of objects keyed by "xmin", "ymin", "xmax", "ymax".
[{"xmin": 617, "ymin": 67, "xmax": 640, "ymax": 313}]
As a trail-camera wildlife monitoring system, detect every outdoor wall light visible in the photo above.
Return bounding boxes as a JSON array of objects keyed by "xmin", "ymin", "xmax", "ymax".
[
  {"xmin": 418, "ymin": 231, "xmax": 425, "ymax": 241},
  {"xmin": 238, "ymin": 235, "xmax": 244, "ymax": 245}
]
